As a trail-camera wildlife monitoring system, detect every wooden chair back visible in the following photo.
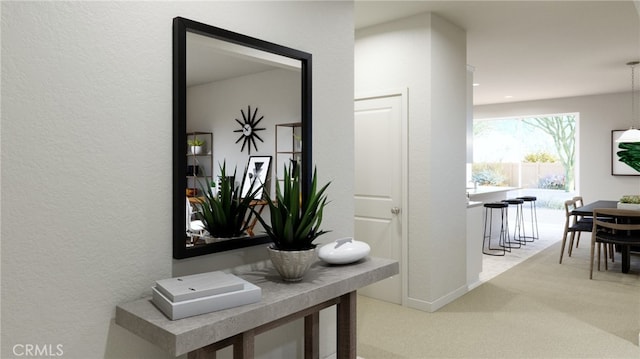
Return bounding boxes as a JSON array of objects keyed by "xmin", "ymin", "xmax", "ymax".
[
  {"xmin": 564, "ymin": 199, "xmax": 576, "ymax": 217},
  {"xmin": 590, "ymin": 208, "xmax": 640, "ymax": 278},
  {"xmin": 592, "ymin": 208, "xmax": 640, "ymax": 233}
]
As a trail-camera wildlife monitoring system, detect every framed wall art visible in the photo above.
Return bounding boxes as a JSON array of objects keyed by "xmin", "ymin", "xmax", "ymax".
[
  {"xmin": 611, "ymin": 130, "xmax": 640, "ymax": 176},
  {"xmin": 241, "ymin": 156, "xmax": 272, "ymax": 198}
]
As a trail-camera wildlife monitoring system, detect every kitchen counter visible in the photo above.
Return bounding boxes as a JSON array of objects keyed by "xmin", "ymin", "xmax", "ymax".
[
  {"xmin": 467, "ymin": 200, "xmax": 483, "ymax": 208},
  {"xmin": 467, "ymin": 186, "xmax": 518, "ymax": 203},
  {"xmin": 467, "ymin": 185, "xmax": 517, "ymax": 196}
]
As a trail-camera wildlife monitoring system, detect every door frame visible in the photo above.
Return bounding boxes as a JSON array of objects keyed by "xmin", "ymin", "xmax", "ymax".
[{"xmin": 354, "ymin": 88, "xmax": 409, "ymax": 305}]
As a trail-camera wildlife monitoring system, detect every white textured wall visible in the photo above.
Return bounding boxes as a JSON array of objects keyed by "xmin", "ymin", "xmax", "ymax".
[
  {"xmin": 355, "ymin": 13, "xmax": 467, "ymax": 312},
  {"xmin": 1, "ymin": 2, "xmax": 354, "ymax": 358},
  {"xmin": 475, "ymin": 93, "xmax": 640, "ymax": 200}
]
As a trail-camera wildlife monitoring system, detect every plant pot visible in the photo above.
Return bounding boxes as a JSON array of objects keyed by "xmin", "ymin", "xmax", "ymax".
[
  {"xmin": 190, "ymin": 145, "xmax": 203, "ymax": 155},
  {"xmin": 267, "ymin": 245, "xmax": 316, "ymax": 282},
  {"xmin": 617, "ymin": 202, "xmax": 640, "ymax": 210}
]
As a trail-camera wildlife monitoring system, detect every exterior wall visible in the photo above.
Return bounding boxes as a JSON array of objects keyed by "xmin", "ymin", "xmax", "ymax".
[
  {"xmin": 1, "ymin": 2, "xmax": 354, "ymax": 358},
  {"xmin": 355, "ymin": 12, "xmax": 468, "ymax": 312}
]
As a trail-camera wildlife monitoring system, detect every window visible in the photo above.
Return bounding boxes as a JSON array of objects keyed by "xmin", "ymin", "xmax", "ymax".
[{"xmin": 472, "ymin": 113, "xmax": 577, "ymax": 197}]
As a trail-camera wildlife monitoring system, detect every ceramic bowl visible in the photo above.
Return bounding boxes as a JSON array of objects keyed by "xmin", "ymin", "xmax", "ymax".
[{"xmin": 318, "ymin": 237, "xmax": 370, "ymax": 264}]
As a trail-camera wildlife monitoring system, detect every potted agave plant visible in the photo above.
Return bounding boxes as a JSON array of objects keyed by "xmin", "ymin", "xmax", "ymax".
[
  {"xmin": 254, "ymin": 163, "xmax": 331, "ymax": 281},
  {"xmin": 193, "ymin": 161, "xmax": 260, "ymax": 242}
]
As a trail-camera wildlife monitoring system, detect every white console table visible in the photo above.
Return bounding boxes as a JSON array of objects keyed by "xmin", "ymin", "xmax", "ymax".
[{"xmin": 115, "ymin": 257, "xmax": 398, "ymax": 358}]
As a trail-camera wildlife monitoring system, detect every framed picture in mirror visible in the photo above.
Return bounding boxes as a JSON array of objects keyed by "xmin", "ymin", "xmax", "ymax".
[{"xmin": 241, "ymin": 156, "xmax": 271, "ymax": 199}]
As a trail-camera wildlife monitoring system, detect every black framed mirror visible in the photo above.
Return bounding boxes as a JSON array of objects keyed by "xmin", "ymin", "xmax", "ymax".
[{"xmin": 173, "ymin": 17, "xmax": 312, "ymax": 259}]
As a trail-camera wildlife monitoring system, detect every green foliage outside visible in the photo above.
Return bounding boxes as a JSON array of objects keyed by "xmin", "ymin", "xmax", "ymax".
[
  {"xmin": 538, "ymin": 174, "xmax": 565, "ymax": 189},
  {"xmin": 471, "ymin": 163, "xmax": 506, "ymax": 186},
  {"xmin": 523, "ymin": 151, "xmax": 557, "ymax": 163}
]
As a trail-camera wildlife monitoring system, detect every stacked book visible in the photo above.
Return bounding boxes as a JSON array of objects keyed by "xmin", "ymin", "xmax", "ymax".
[{"xmin": 152, "ymin": 271, "xmax": 261, "ymax": 320}]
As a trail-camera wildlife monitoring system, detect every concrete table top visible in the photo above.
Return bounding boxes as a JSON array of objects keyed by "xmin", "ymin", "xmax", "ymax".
[{"xmin": 115, "ymin": 257, "xmax": 399, "ymax": 356}]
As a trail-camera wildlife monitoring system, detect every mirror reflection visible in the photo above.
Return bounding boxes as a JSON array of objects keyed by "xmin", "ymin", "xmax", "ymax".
[{"xmin": 173, "ymin": 17, "xmax": 312, "ymax": 259}]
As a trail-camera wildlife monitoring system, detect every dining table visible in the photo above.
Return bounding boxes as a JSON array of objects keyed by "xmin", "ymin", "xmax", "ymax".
[
  {"xmin": 571, "ymin": 200, "xmax": 618, "ymax": 216},
  {"xmin": 572, "ymin": 200, "xmax": 636, "ymax": 274}
]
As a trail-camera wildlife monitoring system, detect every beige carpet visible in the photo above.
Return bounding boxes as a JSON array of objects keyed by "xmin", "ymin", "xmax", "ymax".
[{"xmin": 357, "ymin": 242, "xmax": 640, "ymax": 358}]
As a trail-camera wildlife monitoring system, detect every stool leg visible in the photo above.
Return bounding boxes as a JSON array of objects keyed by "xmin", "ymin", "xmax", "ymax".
[
  {"xmin": 483, "ymin": 207, "xmax": 506, "ymax": 256},
  {"xmin": 500, "ymin": 207, "xmax": 513, "ymax": 252},
  {"xmin": 516, "ymin": 203, "xmax": 526, "ymax": 245},
  {"xmin": 504, "ymin": 204, "xmax": 521, "ymax": 249},
  {"xmin": 530, "ymin": 201, "xmax": 539, "ymax": 240},
  {"xmin": 531, "ymin": 201, "xmax": 540, "ymax": 239},
  {"xmin": 519, "ymin": 201, "xmax": 538, "ymax": 243},
  {"xmin": 482, "ymin": 207, "xmax": 491, "ymax": 254},
  {"xmin": 515, "ymin": 204, "xmax": 523, "ymax": 247}
]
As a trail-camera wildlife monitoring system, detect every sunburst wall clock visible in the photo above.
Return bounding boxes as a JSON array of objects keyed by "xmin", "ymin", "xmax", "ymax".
[{"xmin": 234, "ymin": 105, "xmax": 266, "ymax": 155}]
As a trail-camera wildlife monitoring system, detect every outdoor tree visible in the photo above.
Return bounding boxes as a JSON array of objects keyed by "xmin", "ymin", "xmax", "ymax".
[
  {"xmin": 473, "ymin": 118, "xmax": 496, "ymax": 136},
  {"xmin": 523, "ymin": 115, "xmax": 575, "ymax": 191}
]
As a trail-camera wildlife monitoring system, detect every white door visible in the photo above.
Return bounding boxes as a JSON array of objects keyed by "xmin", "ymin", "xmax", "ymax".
[{"xmin": 354, "ymin": 93, "xmax": 405, "ymax": 304}]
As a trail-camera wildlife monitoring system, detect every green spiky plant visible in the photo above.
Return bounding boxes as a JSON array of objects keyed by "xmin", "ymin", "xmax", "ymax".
[
  {"xmin": 254, "ymin": 163, "xmax": 330, "ymax": 250},
  {"xmin": 187, "ymin": 137, "xmax": 205, "ymax": 146},
  {"xmin": 194, "ymin": 161, "xmax": 261, "ymax": 238}
]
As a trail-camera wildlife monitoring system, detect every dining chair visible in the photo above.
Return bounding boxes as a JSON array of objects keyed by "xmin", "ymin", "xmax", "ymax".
[
  {"xmin": 559, "ymin": 199, "xmax": 593, "ymax": 264},
  {"xmin": 590, "ymin": 208, "xmax": 640, "ymax": 279},
  {"xmin": 574, "ymin": 196, "xmax": 615, "ymax": 262},
  {"xmin": 571, "ymin": 196, "xmax": 592, "ymax": 250}
]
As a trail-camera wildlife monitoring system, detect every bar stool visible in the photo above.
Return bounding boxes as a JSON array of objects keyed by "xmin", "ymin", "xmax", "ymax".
[
  {"xmin": 502, "ymin": 198, "xmax": 525, "ymax": 247},
  {"xmin": 482, "ymin": 202, "xmax": 511, "ymax": 256},
  {"xmin": 517, "ymin": 196, "xmax": 539, "ymax": 242}
]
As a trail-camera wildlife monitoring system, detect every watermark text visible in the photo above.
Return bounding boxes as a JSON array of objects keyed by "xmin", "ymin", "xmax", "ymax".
[{"xmin": 12, "ymin": 344, "xmax": 64, "ymax": 357}]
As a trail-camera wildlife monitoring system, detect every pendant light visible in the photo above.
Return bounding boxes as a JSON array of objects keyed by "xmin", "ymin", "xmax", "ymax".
[{"xmin": 616, "ymin": 61, "xmax": 640, "ymax": 143}]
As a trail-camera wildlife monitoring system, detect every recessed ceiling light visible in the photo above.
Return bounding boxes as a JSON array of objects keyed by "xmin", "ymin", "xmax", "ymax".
[
  {"xmin": 504, "ymin": 95, "xmax": 513, "ymax": 99},
  {"xmin": 472, "ymin": 83, "xmax": 480, "ymax": 87}
]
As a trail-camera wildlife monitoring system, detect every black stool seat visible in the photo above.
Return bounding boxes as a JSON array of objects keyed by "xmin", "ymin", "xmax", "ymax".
[
  {"xmin": 484, "ymin": 202, "xmax": 508, "ymax": 209},
  {"xmin": 503, "ymin": 198, "xmax": 524, "ymax": 205},
  {"xmin": 518, "ymin": 196, "xmax": 537, "ymax": 201}
]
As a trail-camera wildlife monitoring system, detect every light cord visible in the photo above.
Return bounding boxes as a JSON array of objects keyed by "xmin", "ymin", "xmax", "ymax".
[{"xmin": 629, "ymin": 61, "xmax": 640, "ymax": 127}]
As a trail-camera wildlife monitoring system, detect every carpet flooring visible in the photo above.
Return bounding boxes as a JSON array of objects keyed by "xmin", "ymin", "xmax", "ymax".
[{"xmin": 357, "ymin": 242, "xmax": 640, "ymax": 358}]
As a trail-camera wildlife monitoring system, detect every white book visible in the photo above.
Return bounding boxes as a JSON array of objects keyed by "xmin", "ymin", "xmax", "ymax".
[
  {"xmin": 152, "ymin": 278, "xmax": 262, "ymax": 320},
  {"xmin": 155, "ymin": 271, "xmax": 244, "ymax": 303}
]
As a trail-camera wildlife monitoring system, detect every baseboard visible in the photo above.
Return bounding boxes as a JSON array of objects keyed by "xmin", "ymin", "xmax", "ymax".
[
  {"xmin": 405, "ymin": 284, "xmax": 468, "ymax": 312},
  {"xmin": 467, "ymin": 279, "xmax": 482, "ymax": 291}
]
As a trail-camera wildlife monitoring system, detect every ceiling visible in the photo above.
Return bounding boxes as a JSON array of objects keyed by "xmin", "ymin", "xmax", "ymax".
[
  {"xmin": 187, "ymin": 32, "xmax": 299, "ymax": 87},
  {"xmin": 355, "ymin": 0, "xmax": 640, "ymax": 105}
]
